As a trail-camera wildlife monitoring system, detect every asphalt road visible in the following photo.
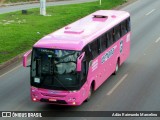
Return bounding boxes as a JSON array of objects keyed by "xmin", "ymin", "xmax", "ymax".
[
  {"xmin": 0, "ymin": 0, "xmax": 160, "ymax": 120},
  {"xmin": 0, "ymin": 0, "xmax": 97, "ymax": 14}
]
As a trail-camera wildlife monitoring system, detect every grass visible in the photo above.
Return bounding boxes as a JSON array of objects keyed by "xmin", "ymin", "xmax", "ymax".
[{"xmin": 0, "ymin": 0, "xmax": 126, "ymax": 64}]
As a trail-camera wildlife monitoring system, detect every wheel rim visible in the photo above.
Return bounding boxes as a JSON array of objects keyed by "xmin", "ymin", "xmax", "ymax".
[
  {"xmin": 116, "ymin": 63, "xmax": 119, "ymax": 72},
  {"xmin": 87, "ymin": 87, "xmax": 92, "ymax": 101},
  {"xmin": 88, "ymin": 88, "xmax": 92, "ymax": 98}
]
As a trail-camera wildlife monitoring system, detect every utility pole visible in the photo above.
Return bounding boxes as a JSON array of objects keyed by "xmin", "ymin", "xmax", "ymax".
[
  {"xmin": 40, "ymin": 0, "xmax": 46, "ymax": 16},
  {"xmin": 99, "ymin": 0, "xmax": 101, "ymax": 5}
]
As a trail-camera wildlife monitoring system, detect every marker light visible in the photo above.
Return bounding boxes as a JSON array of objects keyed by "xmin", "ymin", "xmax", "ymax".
[
  {"xmin": 72, "ymin": 102, "xmax": 76, "ymax": 105},
  {"xmin": 33, "ymin": 98, "xmax": 37, "ymax": 101}
]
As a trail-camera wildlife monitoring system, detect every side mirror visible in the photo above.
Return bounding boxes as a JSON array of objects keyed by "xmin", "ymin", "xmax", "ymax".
[
  {"xmin": 76, "ymin": 52, "xmax": 85, "ymax": 72},
  {"xmin": 23, "ymin": 50, "xmax": 32, "ymax": 67}
]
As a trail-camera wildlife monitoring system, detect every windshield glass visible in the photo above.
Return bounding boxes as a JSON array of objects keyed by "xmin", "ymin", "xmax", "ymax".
[{"xmin": 31, "ymin": 48, "xmax": 80, "ymax": 90}]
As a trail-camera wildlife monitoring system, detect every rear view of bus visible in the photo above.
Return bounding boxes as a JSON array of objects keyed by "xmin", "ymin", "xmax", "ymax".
[{"xmin": 23, "ymin": 10, "xmax": 131, "ymax": 106}]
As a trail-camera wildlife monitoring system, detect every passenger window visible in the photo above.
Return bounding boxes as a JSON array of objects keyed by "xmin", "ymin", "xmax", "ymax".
[
  {"xmin": 126, "ymin": 18, "xmax": 131, "ymax": 32},
  {"xmin": 114, "ymin": 25, "xmax": 121, "ymax": 42},
  {"xmin": 90, "ymin": 40, "xmax": 99, "ymax": 58},
  {"xmin": 108, "ymin": 29, "xmax": 114, "ymax": 46},
  {"xmin": 82, "ymin": 60, "xmax": 87, "ymax": 77},
  {"xmin": 97, "ymin": 38, "xmax": 101, "ymax": 54},
  {"xmin": 121, "ymin": 21, "xmax": 127, "ymax": 36},
  {"xmin": 100, "ymin": 34, "xmax": 107, "ymax": 52},
  {"xmin": 83, "ymin": 46, "xmax": 91, "ymax": 61}
]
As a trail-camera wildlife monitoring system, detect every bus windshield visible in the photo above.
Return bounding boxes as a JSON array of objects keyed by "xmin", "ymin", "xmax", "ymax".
[{"xmin": 31, "ymin": 48, "xmax": 80, "ymax": 90}]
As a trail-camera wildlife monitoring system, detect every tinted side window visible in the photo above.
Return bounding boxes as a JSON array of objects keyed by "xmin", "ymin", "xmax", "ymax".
[
  {"xmin": 89, "ymin": 40, "xmax": 99, "ymax": 58},
  {"xmin": 100, "ymin": 34, "xmax": 107, "ymax": 52},
  {"xmin": 126, "ymin": 17, "xmax": 131, "ymax": 32},
  {"xmin": 97, "ymin": 38, "xmax": 101, "ymax": 54},
  {"xmin": 108, "ymin": 29, "xmax": 114, "ymax": 46},
  {"xmin": 82, "ymin": 60, "xmax": 87, "ymax": 77},
  {"xmin": 114, "ymin": 25, "xmax": 121, "ymax": 42},
  {"xmin": 121, "ymin": 21, "xmax": 127, "ymax": 36},
  {"xmin": 83, "ymin": 46, "xmax": 92, "ymax": 61}
]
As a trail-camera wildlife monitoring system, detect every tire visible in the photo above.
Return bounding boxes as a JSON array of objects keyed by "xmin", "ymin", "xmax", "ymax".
[
  {"xmin": 113, "ymin": 61, "xmax": 119, "ymax": 75},
  {"xmin": 85, "ymin": 86, "xmax": 93, "ymax": 102}
]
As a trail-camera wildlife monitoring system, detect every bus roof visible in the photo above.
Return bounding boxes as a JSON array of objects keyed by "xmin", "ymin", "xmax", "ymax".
[{"xmin": 34, "ymin": 10, "xmax": 130, "ymax": 51}]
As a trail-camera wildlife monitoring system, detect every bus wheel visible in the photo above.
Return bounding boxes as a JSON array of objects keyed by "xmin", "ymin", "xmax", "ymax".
[
  {"xmin": 85, "ymin": 86, "xmax": 93, "ymax": 102},
  {"xmin": 114, "ymin": 61, "xmax": 119, "ymax": 75}
]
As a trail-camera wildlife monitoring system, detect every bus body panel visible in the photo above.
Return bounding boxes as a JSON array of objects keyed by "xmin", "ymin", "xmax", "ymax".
[
  {"xmin": 86, "ymin": 32, "xmax": 130, "ymax": 91},
  {"xmin": 31, "ymin": 84, "xmax": 89, "ymax": 106},
  {"xmin": 33, "ymin": 10, "xmax": 130, "ymax": 51}
]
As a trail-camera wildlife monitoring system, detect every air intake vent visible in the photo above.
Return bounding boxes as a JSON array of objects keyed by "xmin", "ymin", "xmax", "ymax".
[
  {"xmin": 93, "ymin": 15, "xmax": 108, "ymax": 18},
  {"xmin": 64, "ymin": 27, "xmax": 84, "ymax": 34},
  {"xmin": 92, "ymin": 14, "xmax": 108, "ymax": 22}
]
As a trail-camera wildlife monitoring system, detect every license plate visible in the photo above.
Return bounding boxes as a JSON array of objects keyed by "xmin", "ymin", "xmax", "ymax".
[{"xmin": 49, "ymin": 99, "xmax": 57, "ymax": 102}]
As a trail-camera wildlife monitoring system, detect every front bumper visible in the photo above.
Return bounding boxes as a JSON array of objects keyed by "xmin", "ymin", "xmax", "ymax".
[{"xmin": 31, "ymin": 87, "xmax": 83, "ymax": 106}]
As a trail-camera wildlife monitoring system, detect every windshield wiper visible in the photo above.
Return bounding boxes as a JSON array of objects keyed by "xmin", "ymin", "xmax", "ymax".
[
  {"xmin": 55, "ymin": 61, "xmax": 76, "ymax": 65},
  {"xmin": 53, "ymin": 75, "xmax": 70, "ymax": 91}
]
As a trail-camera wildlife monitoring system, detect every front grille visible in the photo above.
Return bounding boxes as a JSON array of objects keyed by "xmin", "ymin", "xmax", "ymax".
[
  {"xmin": 41, "ymin": 93, "xmax": 66, "ymax": 97},
  {"xmin": 40, "ymin": 98, "xmax": 67, "ymax": 104}
]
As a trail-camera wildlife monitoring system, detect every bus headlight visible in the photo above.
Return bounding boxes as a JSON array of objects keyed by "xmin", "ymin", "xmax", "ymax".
[
  {"xmin": 32, "ymin": 94, "xmax": 38, "ymax": 102},
  {"xmin": 33, "ymin": 98, "xmax": 37, "ymax": 101},
  {"xmin": 72, "ymin": 102, "xmax": 76, "ymax": 105}
]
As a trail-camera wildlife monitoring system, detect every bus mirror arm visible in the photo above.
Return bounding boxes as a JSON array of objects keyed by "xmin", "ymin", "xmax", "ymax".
[
  {"xmin": 23, "ymin": 50, "xmax": 32, "ymax": 67},
  {"xmin": 76, "ymin": 52, "xmax": 85, "ymax": 72}
]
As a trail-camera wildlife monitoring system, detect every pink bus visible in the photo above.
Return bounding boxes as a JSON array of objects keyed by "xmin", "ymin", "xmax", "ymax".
[{"xmin": 23, "ymin": 10, "xmax": 131, "ymax": 106}]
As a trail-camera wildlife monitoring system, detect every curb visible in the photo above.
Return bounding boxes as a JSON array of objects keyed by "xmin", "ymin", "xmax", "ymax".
[
  {"xmin": 0, "ymin": 53, "xmax": 24, "ymax": 71},
  {"xmin": 0, "ymin": 0, "xmax": 70, "ymax": 7},
  {"xmin": 0, "ymin": 1, "xmax": 38, "ymax": 7}
]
